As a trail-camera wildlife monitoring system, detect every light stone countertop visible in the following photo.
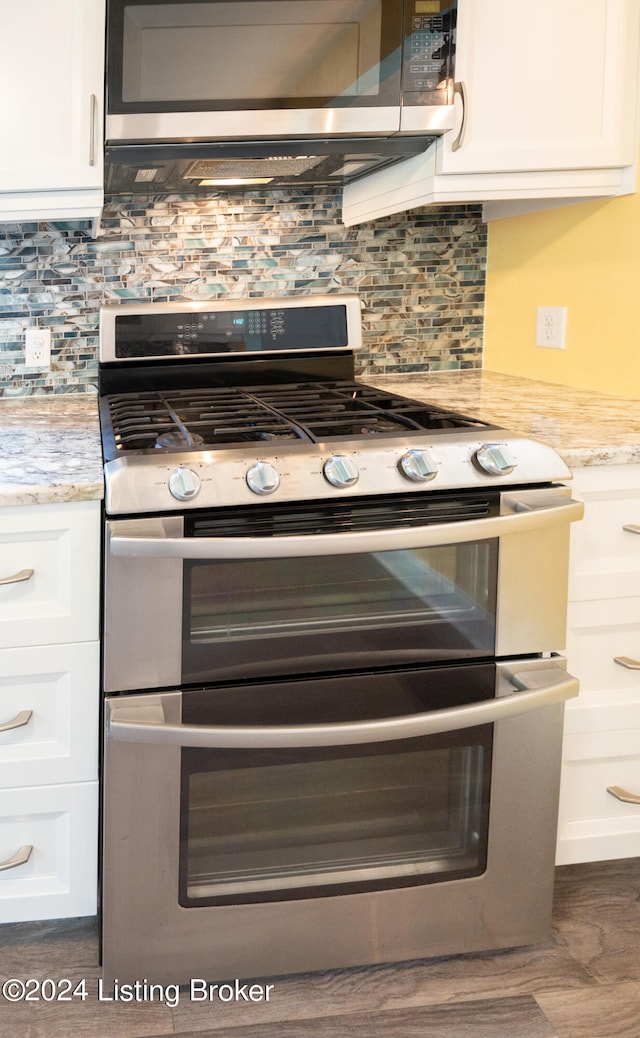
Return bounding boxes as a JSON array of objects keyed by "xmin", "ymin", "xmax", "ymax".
[
  {"xmin": 0, "ymin": 395, "xmax": 103, "ymax": 507},
  {"xmin": 362, "ymin": 370, "xmax": 640, "ymax": 468},
  {"xmin": 0, "ymin": 370, "xmax": 638, "ymax": 508}
]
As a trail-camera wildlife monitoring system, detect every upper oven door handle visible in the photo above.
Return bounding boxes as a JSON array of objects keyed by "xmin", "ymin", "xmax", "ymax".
[
  {"xmin": 109, "ymin": 494, "xmax": 584, "ymax": 560},
  {"xmin": 108, "ymin": 667, "xmax": 579, "ymax": 749}
]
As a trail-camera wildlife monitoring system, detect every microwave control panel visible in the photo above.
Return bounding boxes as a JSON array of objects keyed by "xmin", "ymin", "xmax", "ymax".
[{"xmin": 403, "ymin": 0, "xmax": 457, "ymax": 100}]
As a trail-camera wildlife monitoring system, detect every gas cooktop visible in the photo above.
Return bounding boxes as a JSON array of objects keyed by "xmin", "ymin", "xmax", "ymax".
[
  {"xmin": 98, "ymin": 295, "xmax": 571, "ymax": 516},
  {"xmin": 101, "ymin": 380, "xmax": 489, "ymax": 455}
]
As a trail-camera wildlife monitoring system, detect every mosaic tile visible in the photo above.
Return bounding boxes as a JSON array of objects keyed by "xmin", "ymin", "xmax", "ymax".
[{"xmin": 0, "ymin": 188, "xmax": 486, "ymax": 394}]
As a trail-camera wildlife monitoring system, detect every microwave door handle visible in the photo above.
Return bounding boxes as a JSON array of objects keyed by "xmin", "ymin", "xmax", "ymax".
[
  {"xmin": 109, "ymin": 496, "xmax": 584, "ymax": 560},
  {"xmin": 109, "ymin": 668, "xmax": 579, "ymax": 749}
]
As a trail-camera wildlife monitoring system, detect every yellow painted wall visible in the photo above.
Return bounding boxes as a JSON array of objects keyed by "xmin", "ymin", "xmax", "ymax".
[{"xmin": 484, "ymin": 186, "xmax": 640, "ymax": 398}]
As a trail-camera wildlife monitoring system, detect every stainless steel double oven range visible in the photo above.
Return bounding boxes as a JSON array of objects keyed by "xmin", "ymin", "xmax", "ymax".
[{"xmin": 99, "ymin": 294, "xmax": 582, "ymax": 986}]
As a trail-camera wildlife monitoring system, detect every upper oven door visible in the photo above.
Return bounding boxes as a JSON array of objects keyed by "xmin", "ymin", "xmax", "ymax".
[
  {"xmin": 106, "ymin": 0, "xmax": 406, "ymax": 142},
  {"xmin": 103, "ymin": 487, "xmax": 583, "ymax": 693}
]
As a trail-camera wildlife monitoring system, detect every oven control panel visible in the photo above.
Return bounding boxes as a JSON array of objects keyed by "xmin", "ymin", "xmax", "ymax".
[{"xmin": 104, "ymin": 433, "xmax": 570, "ymax": 516}]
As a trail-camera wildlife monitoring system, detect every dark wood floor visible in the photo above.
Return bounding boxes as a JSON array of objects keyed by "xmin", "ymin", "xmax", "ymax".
[{"xmin": 0, "ymin": 859, "xmax": 639, "ymax": 1038}]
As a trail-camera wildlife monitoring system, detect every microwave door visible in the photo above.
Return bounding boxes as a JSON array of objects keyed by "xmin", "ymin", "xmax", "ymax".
[{"xmin": 106, "ymin": 0, "xmax": 404, "ymax": 142}]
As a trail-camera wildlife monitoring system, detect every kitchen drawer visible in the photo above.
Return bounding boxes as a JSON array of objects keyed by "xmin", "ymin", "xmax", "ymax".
[
  {"xmin": 557, "ymin": 688, "xmax": 640, "ymax": 864},
  {"xmin": 569, "ymin": 465, "xmax": 640, "ymax": 602},
  {"xmin": 0, "ymin": 501, "xmax": 99, "ymax": 649},
  {"xmin": 0, "ymin": 780, "xmax": 97, "ymax": 922},
  {"xmin": 563, "ymin": 693, "xmax": 640, "ymax": 743},
  {"xmin": 0, "ymin": 642, "xmax": 98, "ymax": 789},
  {"xmin": 557, "ymin": 751, "xmax": 640, "ymax": 865},
  {"xmin": 566, "ymin": 597, "xmax": 640, "ymax": 694}
]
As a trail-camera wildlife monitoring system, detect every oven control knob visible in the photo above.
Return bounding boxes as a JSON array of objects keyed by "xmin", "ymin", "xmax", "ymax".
[
  {"xmin": 399, "ymin": 449, "xmax": 438, "ymax": 483},
  {"xmin": 323, "ymin": 455, "xmax": 359, "ymax": 488},
  {"xmin": 246, "ymin": 461, "xmax": 280, "ymax": 496},
  {"xmin": 168, "ymin": 466, "xmax": 202, "ymax": 501},
  {"xmin": 475, "ymin": 443, "xmax": 516, "ymax": 476}
]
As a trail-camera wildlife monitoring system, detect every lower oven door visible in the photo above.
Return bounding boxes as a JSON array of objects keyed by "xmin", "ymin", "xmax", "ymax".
[{"xmin": 102, "ymin": 657, "xmax": 578, "ymax": 985}]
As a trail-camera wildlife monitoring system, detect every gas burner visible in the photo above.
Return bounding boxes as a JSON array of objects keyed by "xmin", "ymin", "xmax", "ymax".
[{"xmin": 155, "ymin": 430, "xmax": 205, "ymax": 450}]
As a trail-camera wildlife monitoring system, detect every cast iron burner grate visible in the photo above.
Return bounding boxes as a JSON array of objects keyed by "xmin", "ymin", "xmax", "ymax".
[{"xmin": 104, "ymin": 381, "xmax": 488, "ymax": 453}]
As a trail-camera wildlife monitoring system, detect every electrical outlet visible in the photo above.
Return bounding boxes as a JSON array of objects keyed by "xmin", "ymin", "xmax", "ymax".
[
  {"xmin": 25, "ymin": 328, "xmax": 51, "ymax": 368},
  {"xmin": 535, "ymin": 306, "xmax": 567, "ymax": 349}
]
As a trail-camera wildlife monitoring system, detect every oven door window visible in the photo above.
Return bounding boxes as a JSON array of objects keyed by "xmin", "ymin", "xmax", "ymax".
[
  {"xmin": 179, "ymin": 665, "xmax": 493, "ymax": 906},
  {"xmin": 182, "ymin": 540, "xmax": 498, "ymax": 681}
]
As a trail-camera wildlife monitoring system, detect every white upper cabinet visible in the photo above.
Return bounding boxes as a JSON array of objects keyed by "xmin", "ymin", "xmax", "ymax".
[
  {"xmin": 0, "ymin": 0, "xmax": 105, "ymax": 224},
  {"xmin": 440, "ymin": 0, "xmax": 638, "ymax": 175},
  {"xmin": 343, "ymin": 0, "xmax": 640, "ymax": 225}
]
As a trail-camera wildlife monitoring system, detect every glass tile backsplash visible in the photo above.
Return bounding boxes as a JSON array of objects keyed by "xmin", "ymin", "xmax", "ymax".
[{"xmin": 0, "ymin": 189, "xmax": 486, "ymax": 395}]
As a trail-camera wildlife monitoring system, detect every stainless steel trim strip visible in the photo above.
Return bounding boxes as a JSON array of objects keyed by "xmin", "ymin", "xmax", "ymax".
[
  {"xmin": 399, "ymin": 102, "xmax": 456, "ymax": 134},
  {"xmin": 106, "ymin": 109, "xmax": 403, "ymax": 142},
  {"xmin": 0, "ymin": 568, "xmax": 34, "ymax": 586},
  {"xmin": 0, "ymin": 845, "xmax": 32, "ymax": 872},
  {"xmin": 109, "ymin": 668, "xmax": 579, "ymax": 748},
  {"xmin": 0, "ymin": 710, "xmax": 33, "ymax": 734},
  {"xmin": 109, "ymin": 497, "xmax": 584, "ymax": 560}
]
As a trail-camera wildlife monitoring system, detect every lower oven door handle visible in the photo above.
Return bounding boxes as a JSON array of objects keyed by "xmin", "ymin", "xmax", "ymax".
[
  {"xmin": 108, "ymin": 496, "xmax": 584, "ymax": 559},
  {"xmin": 108, "ymin": 667, "xmax": 578, "ymax": 748}
]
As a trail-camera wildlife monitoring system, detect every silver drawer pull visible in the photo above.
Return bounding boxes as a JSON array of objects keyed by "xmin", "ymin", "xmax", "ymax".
[
  {"xmin": 0, "ymin": 845, "xmax": 33, "ymax": 872},
  {"xmin": 614, "ymin": 656, "xmax": 640, "ymax": 670},
  {"xmin": 623, "ymin": 524, "xmax": 640, "ymax": 534},
  {"xmin": 0, "ymin": 710, "xmax": 32, "ymax": 734},
  {"xmin": 0, "ymin": 568, "xmax": 34, "ymax": 587},
  {"xmin": 607, "ymin": 786, "xmax": 640, "ymax": 805}
]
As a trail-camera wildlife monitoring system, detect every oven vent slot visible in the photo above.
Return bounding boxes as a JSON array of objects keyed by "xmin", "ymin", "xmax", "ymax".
[{"xmin": 188, "ymin": 493, "xmax": 496, "ymax": 538}]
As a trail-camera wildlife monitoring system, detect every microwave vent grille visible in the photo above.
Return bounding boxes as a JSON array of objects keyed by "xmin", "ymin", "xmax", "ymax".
[{"xmin": 184, "ymin": 156, "xmax": 324, "ymax": 180}]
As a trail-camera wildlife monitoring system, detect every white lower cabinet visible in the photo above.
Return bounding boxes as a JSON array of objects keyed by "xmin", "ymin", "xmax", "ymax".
[
  {"xmin": 0, "ymin": 501, "xmax": 100, "ymax": 922},
  {"xmin": 0, "ymin": 782, "xmax": 97, "ymax": 923},
  {"xmin": 0, "ymin": 500, "xmax": 99, "ymax": 649},
  {"xmin": 557, "ymin": 465, "xmax": 640, "ymax": 864},
  {"xmin": 0, "ymin": 642, "xmax": 99, "ymax": 789}
]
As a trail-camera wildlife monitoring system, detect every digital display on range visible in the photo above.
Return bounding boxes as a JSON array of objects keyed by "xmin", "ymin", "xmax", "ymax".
[{"xmin": 114, "ymin": 305, "xmax": 349, "ymax": 358}]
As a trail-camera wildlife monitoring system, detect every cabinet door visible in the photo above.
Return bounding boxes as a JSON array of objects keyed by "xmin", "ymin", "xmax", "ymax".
[
  {"xmin": 0, "ymin": 0, "xmax": 104, "ymax": 193},
  {"xmin": 342, "ymin": 0, "xmax": 639, "ymax": 225},
  {"xmin": 440, "ymin": 0, "xmax": 639, "ymax": 176}
]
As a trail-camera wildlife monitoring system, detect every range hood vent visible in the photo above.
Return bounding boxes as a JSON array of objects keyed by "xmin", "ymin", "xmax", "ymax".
[
  {"xmin": 185, "ymin": 155, "xmax": 325, "ymax": 181},
  {"xmin": 104, "ymin": 137, "xmax": 435, "ymax": 196}
]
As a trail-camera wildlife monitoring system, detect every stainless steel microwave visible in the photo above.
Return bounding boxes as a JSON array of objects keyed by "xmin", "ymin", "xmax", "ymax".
[{"xmin": 104, "ymin": 0, "xmax": 458, "ymax": 192}]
